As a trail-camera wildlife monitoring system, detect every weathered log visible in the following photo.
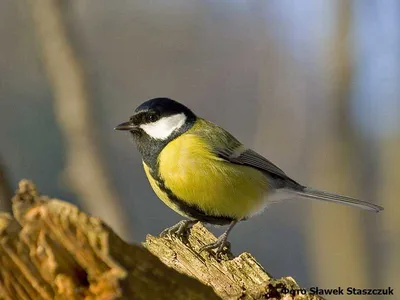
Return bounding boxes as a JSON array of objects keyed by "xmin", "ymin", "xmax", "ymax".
[{"xmin": 0, "ymin": 180, "xmax": 321, "ymax": 299}]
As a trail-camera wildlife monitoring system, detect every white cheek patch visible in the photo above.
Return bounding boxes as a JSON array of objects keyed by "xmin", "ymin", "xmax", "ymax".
[{"xmin": 140, "ymin": 113, "xmax": 187, "ymax": 140}]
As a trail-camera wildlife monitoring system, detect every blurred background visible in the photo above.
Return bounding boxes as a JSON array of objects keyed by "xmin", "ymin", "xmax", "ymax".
[{"xmin": 0, "ymin": 0, "xmax": 399, "ymax": 298}]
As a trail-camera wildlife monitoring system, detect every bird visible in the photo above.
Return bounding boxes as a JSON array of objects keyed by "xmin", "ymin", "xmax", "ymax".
[{"xmin": 115, "ymin": 97, "xmax": 383, "ymax": 256}]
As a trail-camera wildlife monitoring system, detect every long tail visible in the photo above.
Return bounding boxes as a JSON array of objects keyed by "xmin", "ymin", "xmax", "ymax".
[{"xmin": 293, "ymin": 187, "xmax": 383, "ymax": 212}]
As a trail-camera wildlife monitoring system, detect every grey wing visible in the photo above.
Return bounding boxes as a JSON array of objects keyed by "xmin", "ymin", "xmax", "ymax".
[
  {"xmin": 198, "ymin": 118, "xmax": 301, "ymax": 188},
  {"xmin": 216, "ymin": 148, "xmax": 303, "ymax": 189},
  {"xmin": 211, "ymin": 132, "xmax": 383, "ymax": 211},
  {"xmin": 217, "ymin": 148, "xmax": 285, "ymax": 177}
]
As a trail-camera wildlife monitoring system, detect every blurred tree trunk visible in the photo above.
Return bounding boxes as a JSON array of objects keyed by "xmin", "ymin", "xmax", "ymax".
[
  {"xmin": 379, "ymin": 137, "xmax": 400, "ymax": 287},
  {"xmin": 304, "ymin": 0, "xmax": 369, "ymax": 293},
  {"xmin": 254, "ymin": 4, "xmax": 307, "ymax": 172},
  {"xmin": 26, "ymin": 0, "xmax": 132, "ymax": 239},
  {"xmin": 0, "ymin": 160, "xmax": 12, "ymax": 212}
]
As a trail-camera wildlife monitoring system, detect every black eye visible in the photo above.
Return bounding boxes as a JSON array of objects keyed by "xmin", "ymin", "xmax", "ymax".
[{"xmin": 148, "ymin": 113, "xmax": 158, "ymax": 122}]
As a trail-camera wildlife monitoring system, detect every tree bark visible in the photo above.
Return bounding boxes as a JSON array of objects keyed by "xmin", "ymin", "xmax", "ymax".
[{"xmin": 0, "ymin": 180, "xmax": 321, "ymax": 300}]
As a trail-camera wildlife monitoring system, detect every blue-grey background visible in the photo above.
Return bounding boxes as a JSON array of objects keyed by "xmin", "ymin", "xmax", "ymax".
[{"xmin": 0, "ymin": 1, "xmax": 399, "ymax": 298}]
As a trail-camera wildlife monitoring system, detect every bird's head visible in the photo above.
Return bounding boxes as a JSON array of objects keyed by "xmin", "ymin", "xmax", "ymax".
[{"xmin": 115, "ymin": 97, "xmax": 196, "ymax": 141}]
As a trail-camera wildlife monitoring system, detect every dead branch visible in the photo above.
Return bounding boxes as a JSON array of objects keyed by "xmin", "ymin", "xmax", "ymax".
[
  {"xmin": 0, "ymin": 180, "xmax": 217, "ymax": 300},
  {"xmin": 0, "ymin": 180, "xmax": 321, "ymax": 300},
  {"xmin": 145, "ymin": 225, "xmax": 316, "ymax": 299}
]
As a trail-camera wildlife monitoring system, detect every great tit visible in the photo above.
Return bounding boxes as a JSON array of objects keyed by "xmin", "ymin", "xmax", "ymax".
[{"xmin": 115, "ymin": 97, "xmax": 383, "ymax": 255}]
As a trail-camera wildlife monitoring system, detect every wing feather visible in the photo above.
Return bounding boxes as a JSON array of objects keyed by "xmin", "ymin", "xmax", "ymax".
[
  {"xmin": 194, "ymin": 118, "xmax": 301, "ymax": 188},
  {"xmin": 223, "ymin": 148, "xmax": 287, "ymax": 178}
]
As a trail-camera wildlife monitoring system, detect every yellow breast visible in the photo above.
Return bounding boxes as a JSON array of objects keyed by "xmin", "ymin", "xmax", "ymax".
[
  {"xmin": 153, "ymin": 133, "xmax": 268, "ymax": 220},
  {"xmin": 143, "ymin": 162, "xmax": 187, "ymax": 217}
]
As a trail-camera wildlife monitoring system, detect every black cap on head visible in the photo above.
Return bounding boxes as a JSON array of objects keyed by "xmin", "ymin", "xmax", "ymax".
[
  {"xmin": 115, "ymin": 97, "xmax": 196, "ymax": 132},
  {"xmin": 135, "ymin": 97, "xmax": 195, "ymax": 118}
]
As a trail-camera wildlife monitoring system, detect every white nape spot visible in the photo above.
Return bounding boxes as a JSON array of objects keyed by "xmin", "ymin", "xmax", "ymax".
[{"xmin": 140, "ymin": 113, "xmax": 186, "ymax": 140}]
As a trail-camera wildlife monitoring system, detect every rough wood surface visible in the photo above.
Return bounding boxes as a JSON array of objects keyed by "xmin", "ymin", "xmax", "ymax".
[
  {"xmin": 0, "ymin": 180, "xmax": 217, "ymax": 300},
  {"xmin": 145, "ymin": 226, "xmax": 317, "ymax": 299},
  {"xmin": 0, "ymin": 180, "xmax": 321, "ymax": 299}
]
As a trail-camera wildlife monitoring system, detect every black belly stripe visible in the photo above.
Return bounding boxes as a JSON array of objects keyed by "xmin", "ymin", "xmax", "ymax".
[{"xmin": 150, "ymin": 169, "xmax": 235, "ymax": 225}]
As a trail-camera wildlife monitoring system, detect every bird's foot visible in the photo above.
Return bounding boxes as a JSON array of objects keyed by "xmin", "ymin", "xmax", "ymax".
[
  {"xmin": 199, "ymin": 232, "xmax": 231, "ymax": 257},
  {"xmin": 160, "ymin": 220, "xmax": 197, "ymax": 240}
]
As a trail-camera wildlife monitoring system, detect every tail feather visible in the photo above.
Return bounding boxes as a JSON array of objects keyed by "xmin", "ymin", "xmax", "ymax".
[{"xmin": 294, "ymin": 187, "xmax": 383, "ymax": 212}]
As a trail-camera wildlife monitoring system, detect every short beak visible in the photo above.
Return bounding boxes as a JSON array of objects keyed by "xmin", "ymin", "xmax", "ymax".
[{"xmin": 114, "ymin": 121, "xmax": 136, "ymax": 131}]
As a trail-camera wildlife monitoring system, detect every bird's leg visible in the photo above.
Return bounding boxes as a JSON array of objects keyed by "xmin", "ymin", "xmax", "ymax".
[
  {"xmin": 160, "ymin": 219, "xmax": 197, "ymax": 238},
  {"xmin": 199, "ymin": 220, "xmax": 238, "ymax": 256}
]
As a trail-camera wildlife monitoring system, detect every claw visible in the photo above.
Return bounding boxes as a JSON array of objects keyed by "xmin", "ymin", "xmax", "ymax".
[
  {"xmin": 160, "ymin": 220, "xmax": 197, "ymax": 239},
  {"xmin": 199, "ymin": 233, "xmax": 231, "ymax": 257},
  {"xmin": 199, "ymin": 220, "xmax": 238, "ymax": 257}
]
